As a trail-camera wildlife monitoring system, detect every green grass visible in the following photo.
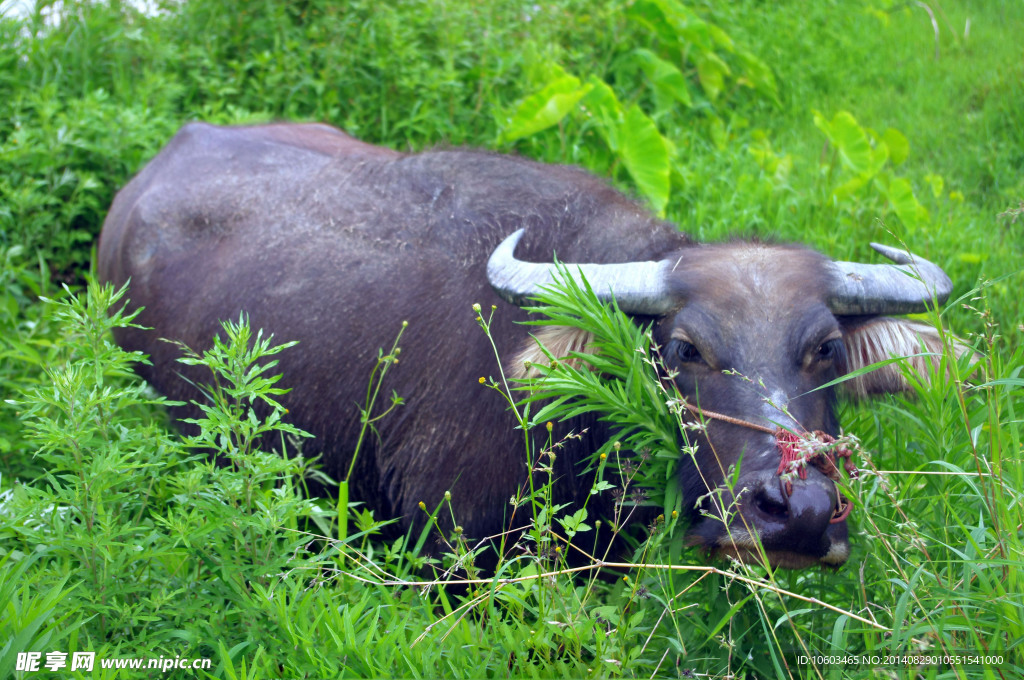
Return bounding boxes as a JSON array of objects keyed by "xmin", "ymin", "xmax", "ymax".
[{"xmin": 1, "ymin": 0, "xmax": 1022, "ymax": 678}]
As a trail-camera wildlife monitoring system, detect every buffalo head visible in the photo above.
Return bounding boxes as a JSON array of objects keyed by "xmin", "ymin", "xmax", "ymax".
[{"xmin": 489, "ymin": 229, "xmax": 953, "ymax": 568}]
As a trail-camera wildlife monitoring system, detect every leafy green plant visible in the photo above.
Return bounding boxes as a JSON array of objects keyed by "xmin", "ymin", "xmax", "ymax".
[
  {"xmin": 4, "ymin": 281, "xmax": 326, "ymax": 662},
  {"xmin": 514, "ymin": 266, "xmax": 686, "ymax": 521},
  {"xmin": 1, "ymin": 87, "xmax": 177, "ymax": 278},
  {"xmin": 624, "ymin": 0, "xmax": 779, "ymax": 107},
  {"xmin": 813, "ymin": 109, "xmax": 930, "ymax": 232},
  {"xmin": 333, "ymin": 321, "xmax": 406, "ymax": 543},
  {"xmin": 497, "ymin": 0, "xmax": 779, "ymax": 215},
  {"xmin": 499, "ymin": 62, "xmax": 675, "ymax": 214}
]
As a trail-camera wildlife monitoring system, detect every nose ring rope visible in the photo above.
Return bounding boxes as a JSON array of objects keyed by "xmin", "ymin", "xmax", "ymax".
[{"xmin": 680, "ymin": 403, "xmax": 857, "ymax": 523}]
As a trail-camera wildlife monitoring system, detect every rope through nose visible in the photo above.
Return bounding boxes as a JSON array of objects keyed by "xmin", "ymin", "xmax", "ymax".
[{"xmin": 681, "ymin": 402, "xmax": 776, "ymax": 434}]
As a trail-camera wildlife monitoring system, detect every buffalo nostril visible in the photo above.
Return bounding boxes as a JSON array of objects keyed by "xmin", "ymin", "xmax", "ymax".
[{"xmin": 752, "ymin": 479, "xmax": 789, "ymax": 520}]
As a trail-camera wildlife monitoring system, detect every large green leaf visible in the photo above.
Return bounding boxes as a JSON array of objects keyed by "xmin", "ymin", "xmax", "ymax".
[
  {"xmin": 707, "ymin": 22, "xmax": 736, "ymax": 52},
  {"xmin": 831, "ymin": 175, "xmax": 868, "ymax": 201},
  {"xmin": 582, "ymin": 77, "xmax": 624, "ymax": 151},
  {"xmin": 882, "ymin": 127, "xmax": 910, "ymax": 165},
  {"xmin": 696, "ymin": 52, "xmax": 730, "ymax": 102},
  {"xmin": 884, "ymin": 176, "xmax": 929, "ymax": 229},
  {"xmin": 632, "ymin": 0, "xmax": 713, "ymax": 52},
  {"xmin": 630, "ymin": 48, "xmax": 692, "ymax": 112},
  {"xmin": 826, "ymin": 111, "xmax": 873, "ymax": 176},
  {"xmin": 499, "ymin": 74, "xmax": 592, "ymax": 143},
  {"xmin": 737, "ymin": 49, "xmax": 780, "ymax": 105},
  {"xmin": 617, "ymin": 105, "xmax": 670, "ymax": 215},
  {"xmin": 866, "ymin": 134, "xmax": 889, "ymax": 177}
]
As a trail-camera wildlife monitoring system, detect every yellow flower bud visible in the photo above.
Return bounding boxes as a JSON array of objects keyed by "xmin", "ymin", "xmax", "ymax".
[{"xmin": 479, "ymin": 376, "xmax": 486, "ymax": 384}]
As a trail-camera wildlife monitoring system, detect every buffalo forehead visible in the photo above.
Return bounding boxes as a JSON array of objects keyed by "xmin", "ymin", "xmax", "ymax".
[{"xmin": 667, "ymin": 243, "xmax": 835, "ymax": 355}]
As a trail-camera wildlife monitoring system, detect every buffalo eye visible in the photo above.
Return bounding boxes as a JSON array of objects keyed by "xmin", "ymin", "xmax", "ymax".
[
  {"xmin": 675, "ymin": 340, "xmax": 703, "ymax": 364},
  {"xmin": 816, "ymin": 338, "xmax": 842, "ymax": 363}
]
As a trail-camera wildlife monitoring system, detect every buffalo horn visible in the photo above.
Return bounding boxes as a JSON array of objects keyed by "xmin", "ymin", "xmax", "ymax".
[
  {"xmin": 486, "ymin": 229, "xmax": 676, "ymax": 315},
  {"xmin": 828, "ymin": 243, "xmax": 953, "ymax": 315}
]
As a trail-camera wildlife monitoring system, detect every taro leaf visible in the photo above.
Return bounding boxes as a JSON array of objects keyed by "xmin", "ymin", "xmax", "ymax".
[
  {"xmin": 583, "ymin": 77, "xmax": 624, "ymax": 151},
  {"xmin": 584, "ymin": 78, "xmax": 623, "ymax": 129},
  {"xmin": 627, "ymin": 0, "xmax": 682, "ymax": 49},
  {"xmin": 630, "ymin": 48, "xmax": 692, "ymax": 111},
  {"xmin": 867, "ymin": 135, "xmax": 889, "ymax": 177},
  {"xmin": 617, "ymin": 105, "xmax": 670, "ymax": 215},
  {"xmin": 500, "ymin": 74, "xmax": 593, "ymax": 143},
  {"xmin": 826, "ymin": 111, "xmax": 873, "ymax": 176},
  {"xmin": 831, "ymin": 175, "xmax": 868, "ymax": 201},
  {"xmin": 707, "ymin": 22, "xmax": 736, "ymax": 52},
  {"xmin": 696, "ymin": 51, "xmax": 730, "ymax": 102},
  {"xmin": 883, "ymin": 127, "xmax": 910, "ymax": 166},
  {"xmin": 737, "ymin": 48, "xmax": 780, "ymax": 106},
  {"xmin": 885, "ymin": 176, "xmax": 929, "ymax": 229},
  {"xmin": 633, "ymin": 0, "xmax": 713, "ymax": 52}
]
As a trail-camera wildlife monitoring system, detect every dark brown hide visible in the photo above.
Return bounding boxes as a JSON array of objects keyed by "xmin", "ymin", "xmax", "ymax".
[{"xmin": 98, "ymin": 122, "xmax": 687, "ymax": 542}]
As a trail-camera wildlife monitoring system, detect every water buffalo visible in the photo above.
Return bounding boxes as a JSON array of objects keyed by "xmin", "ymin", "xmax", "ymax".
[{"xmin": 98, "ymin": 122, "xmax": 954, "ymax": 569}]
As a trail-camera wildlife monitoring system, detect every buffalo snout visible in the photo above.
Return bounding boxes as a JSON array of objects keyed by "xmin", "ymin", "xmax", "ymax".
[
  {"xmin": 689, "ymin": 464, "xmax": 851, "ymax": 569},
  {"xmin": 747, "ymin": 468, "xmax": 846, "ymax": 557}
]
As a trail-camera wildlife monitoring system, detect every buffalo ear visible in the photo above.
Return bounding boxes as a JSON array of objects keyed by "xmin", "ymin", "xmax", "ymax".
[
  {"xmin": 839, "ymin": 317, "xmax": 966, "ymax": 398},
  {"xmin": 507, "ymin": 326, "xmax": 596, "ymax": 381}
]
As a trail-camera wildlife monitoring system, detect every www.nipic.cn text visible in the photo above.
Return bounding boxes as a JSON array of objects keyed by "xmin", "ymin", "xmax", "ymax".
[{"xmin": 16, "ymin": 651, "xmax": 212, "ymax": 673}]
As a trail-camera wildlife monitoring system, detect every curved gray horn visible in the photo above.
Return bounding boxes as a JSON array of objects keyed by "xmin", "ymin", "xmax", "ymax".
[
  {"xmin": 486, "ymin": 229, "xmax": 676, "ymax": 315},
  {"xmin": 827, "ymin": 243, "xmax": 953, "ymax": 315}
]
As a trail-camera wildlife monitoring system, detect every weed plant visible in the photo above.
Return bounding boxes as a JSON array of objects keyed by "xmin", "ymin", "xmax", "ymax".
[{"xmin": 2, "ymin": 0, "xmax": 1022, "ymax": 678}]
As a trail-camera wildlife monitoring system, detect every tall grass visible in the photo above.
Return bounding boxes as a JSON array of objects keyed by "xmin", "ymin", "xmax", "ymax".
[{"xmin": 2, "ymin": 0, "xmax": 1021, "ymax": 677}]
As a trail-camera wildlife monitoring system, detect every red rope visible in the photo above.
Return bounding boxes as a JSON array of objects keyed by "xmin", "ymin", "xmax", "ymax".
[
  {"xmin": 776, "ymin": 429, "xmax": 859, "ymax": 482},
  {"xmin": 776, "ymin": 428, "xmax": 858, "ymax": 524},
  {"xmin": 683, "ymin": 403, "xmax": 859, "ymax": 523}
]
